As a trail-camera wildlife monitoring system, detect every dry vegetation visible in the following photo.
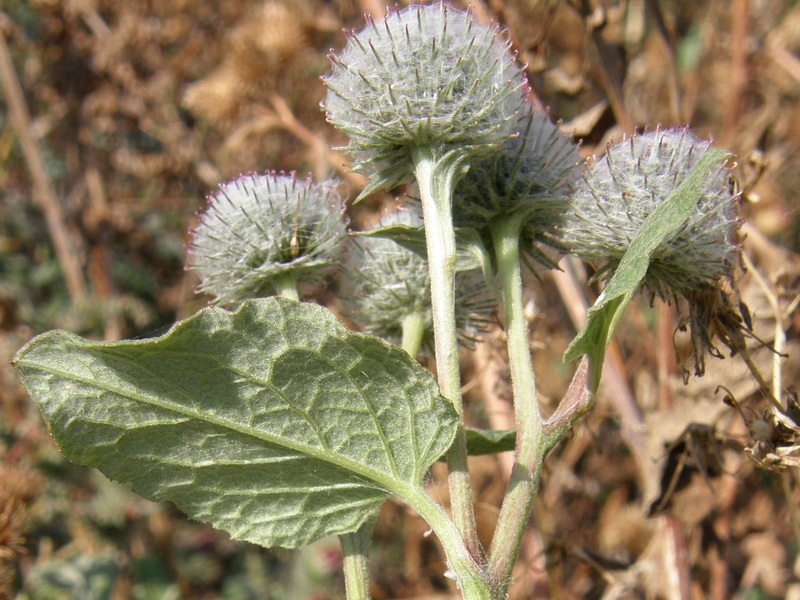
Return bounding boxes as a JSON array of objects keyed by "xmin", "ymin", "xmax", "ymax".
[{"xmin": 1, "ymin": 0, "xmax": 800, "ymax": 598}]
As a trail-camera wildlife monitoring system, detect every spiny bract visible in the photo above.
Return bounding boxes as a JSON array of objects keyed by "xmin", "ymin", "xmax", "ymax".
[
  {"xmin": 189, "ymin": 173, "xmax": 347, "ymax": 304},
  {"xmin": 560, "ymin": 128, "xmax": 740, "ymax": 297},
  {"xmin": 323, "ymin": 1, "xmax": 528, "ymax": 193},
  {"xmin": 453, "ymin": 105, "xmax": 582, "ymax": 267}
]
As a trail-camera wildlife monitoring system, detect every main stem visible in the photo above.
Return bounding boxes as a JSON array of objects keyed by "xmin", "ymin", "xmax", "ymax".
[
  {"xmin": 487, "ymin": 217, "xmax": 546, "ymax": 594},
  {"xmin": 411, "ymin": 147, "xmax": 482, "ymax": 563}
]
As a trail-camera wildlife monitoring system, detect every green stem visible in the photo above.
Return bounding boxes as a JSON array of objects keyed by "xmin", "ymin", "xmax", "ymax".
[
  {"xmin": 401, "ymin": 484, "xmax": 493, "ymax": 599},
  {"xmin": 340, "ymin": 524, "xmax": 373, "ymax": 600},
  {"xmin": 401, "ymin": 312, "xmax": 427, "ymax": 359},
  {"xmin": 487, "ymin": 216, "xmax": 546, "ymax": 595},
  {"xmin": 273, "ymin": 271, "xmax": 299, "ymax": 301},
  {"xmin": 411, "ymin": 146, "xmax": 482, "ymax": 563}
]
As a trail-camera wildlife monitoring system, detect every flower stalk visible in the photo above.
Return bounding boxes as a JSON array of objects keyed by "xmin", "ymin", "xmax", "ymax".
[
  {"xmin": 486, "ymin": 215, "xmax": 546, "ymax": 592},
  {"xmin": 412, "ymin": 146, "xmax": 482, "ymax": 562},
  {"xmin": 340, "ymin": 524, "xmax": 373, "ymax": 600}
]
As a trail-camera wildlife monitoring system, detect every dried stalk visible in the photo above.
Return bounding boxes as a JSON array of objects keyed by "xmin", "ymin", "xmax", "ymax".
[{"xmin": 0, "ymin": 27, "xmax": 87, "ymax": 303}]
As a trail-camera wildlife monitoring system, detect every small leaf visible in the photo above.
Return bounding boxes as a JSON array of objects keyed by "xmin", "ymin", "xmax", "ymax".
[
  {"xmin": 464, "ymin": 427, "xmax": 516, "ymax": 456},
  {"xmin": 354, "ymin": 224, "xmax": 492, "ymax": 275},
  {"xmin": 354, "ymin": 223, "xmax": 428, "ymax": 259},
  {"xmin": 564, "ymin": 148, "xmax": 730, "ymax": 390},
  {"xmin": 14, "ymin": 297, "xmax": 458, "ymax": 549}
]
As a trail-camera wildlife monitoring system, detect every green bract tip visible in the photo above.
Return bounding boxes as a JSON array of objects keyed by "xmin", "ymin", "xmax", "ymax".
[
  {"xmin": 189, "ymin": 172, "xmax": 348, "ymax": 304},
  {"xmin": 323, "ymin": 1, "xmax": 528, "ymax": 194}
]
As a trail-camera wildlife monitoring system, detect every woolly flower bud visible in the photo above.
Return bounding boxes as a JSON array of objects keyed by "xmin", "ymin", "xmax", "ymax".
[
  {"xmin": 189, "ymin": 173, "xmax": 347, "ymax": 304},
  {"xmin": 453, "ymin": 105, "xmax": 582, "ymax": 266},
  {"xmin": 323, "ymin": 2, "xmax": 528, "ymax": 192},
  {"xmin": 561, "ymin": 128, "xmax": 740, "ymax": 297},
  {"xmin": 345, "ymin": 206, "xmax": 494, "ymax": 348}
]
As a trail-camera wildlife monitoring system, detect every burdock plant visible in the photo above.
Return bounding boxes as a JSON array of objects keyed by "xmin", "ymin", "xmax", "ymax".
[
  {"xmin": 324, "ymin": 3, "xmax": 529, "ymax": 562},
  {"xmin": 12, "ymin": 3, "xmax": 748, "ymax": 599}
]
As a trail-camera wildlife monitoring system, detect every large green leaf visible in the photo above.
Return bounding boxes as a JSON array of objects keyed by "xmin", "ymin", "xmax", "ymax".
[
  {"xmin": 14, "ymin": 297, "xmax": 458, "ymax": 549},
  {"xmin": 564, "ymin": 148, "xmax": 730, "ymax": 391}
]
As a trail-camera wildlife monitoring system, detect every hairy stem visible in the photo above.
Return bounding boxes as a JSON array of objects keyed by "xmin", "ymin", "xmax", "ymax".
[
  {"xmin": 487, "ymin": 216, "xmax": 545, "ymax": 594},
  {"xmin": 402, "ymin": 483, "xmax": 493, "ymax": 599},
  {"xmin": 273, "ymin": 271, "xmax": 300, "ymax": 301},
  {"xmin": 340, "ymin": 524, "xmax": 374, "ymax": 600},
  {"xmin": 411, "ymin": 146, "xmax": 482, "ymax": 563}
]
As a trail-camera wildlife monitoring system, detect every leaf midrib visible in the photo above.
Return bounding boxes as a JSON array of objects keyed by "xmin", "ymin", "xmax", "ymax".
[
  {"xmin": 17, "ymin": 355, "xmax": 415, "ymax": 498},
  {"xmin": 113, "ymin": 342, "xmax": 408, "ymax": 481}
]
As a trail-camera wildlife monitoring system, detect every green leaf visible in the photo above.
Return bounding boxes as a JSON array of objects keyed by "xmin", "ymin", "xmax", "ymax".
[
  {"xmin": 354, "ymin": 223, "xmax": 428, "ymax": 259},
  {"xmin": 564, "ymin": 148, "xmax": 730, "ymax": 390},
  {"xmin": 354, "ymin": 224, "xmax": 492, "ymax": 275},
  {"xmin": 14, "ymin": 297, "xmax": 458, "ymax": 549},
  {"xmin": 464, "ymin": 427, "xmax": 516, "ymax": 456}
]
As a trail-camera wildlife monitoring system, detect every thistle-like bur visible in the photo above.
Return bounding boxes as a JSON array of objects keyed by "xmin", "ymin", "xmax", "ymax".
[
  {"xmin": 323, "ymin": 1, "xmax": 528, "ymax": 194},
  {"xmin": 346, "ymin": 207, "xmax": 494, "ymax": 350},
  {"xmin": 453, "ymin": 105, "xmax": 582, "ymax": 267},
  {"xmin": 189, "ymin": 173, "xmax": 347, "ymax": 305},
  {"xmin": 561, "ymin": 128, "xmax": 744, "ymax": 375}
]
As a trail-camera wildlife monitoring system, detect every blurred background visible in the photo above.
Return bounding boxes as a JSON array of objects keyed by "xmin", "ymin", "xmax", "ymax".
[{"xmin": 1, "ymin": 0, "xmax": 799, "ymax": 598}]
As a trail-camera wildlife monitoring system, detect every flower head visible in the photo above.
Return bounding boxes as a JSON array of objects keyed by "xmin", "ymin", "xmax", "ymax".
[
  {"xmin": 561, "ymin": 128, "xmax": 740, "ymax": 296},
  {"xmin": 453, "ymin": 105, "xmax": 582, "ymax": 266},
  {"xmin": 345, "ymin": 206, "xmax": 494, "ymax": 348},
  {"xmin": 561, "ymin": 127, "xmax": 744, "ymax": 375},
  {"xmin": 323, "ymin": 1, "xmax": 528, "ymax": 193},
  {"xmin": 189, "ymin": 172, "xmax": 347, "ymax": 304}
]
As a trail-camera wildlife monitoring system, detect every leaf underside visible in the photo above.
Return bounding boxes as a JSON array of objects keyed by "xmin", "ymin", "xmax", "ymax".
[{"xmin": 14, "ymin": 297, "xmax": 458, "ymax": 549}]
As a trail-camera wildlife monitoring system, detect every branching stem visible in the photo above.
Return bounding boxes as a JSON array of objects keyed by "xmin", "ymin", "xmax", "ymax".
[{"xmin": 402, "ymin": 484, "xmax": 493, "ymax": 599}]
